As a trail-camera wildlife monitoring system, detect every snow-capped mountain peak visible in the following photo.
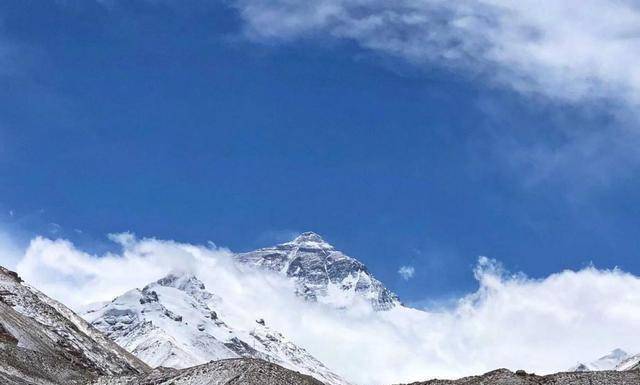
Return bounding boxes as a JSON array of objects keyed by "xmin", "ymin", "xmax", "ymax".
[
  {"xmin": 83, "ymin": 272, "xmax": 349, "ymax": 385},
  {"xmin": 286, "ymin": 232, "xmax": 334, "ymax": 250},
  {"xmin": 571, "ymin": 348, "xmax": 632, "ymax": 372},
  {"xmin": 235, "ymin": 232, "xmax": 400, "ymax": 311}
]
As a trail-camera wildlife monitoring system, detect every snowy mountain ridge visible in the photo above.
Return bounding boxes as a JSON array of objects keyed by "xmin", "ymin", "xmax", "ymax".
[
  {"xmin": 235, "ymin": 232, "xmax": 400, "ymax": 311},
  {"xmin": 0, "ymin": 266, "xmax": 149, "ymax": 385},
  {"xmin": 83, "ymin": 270, "xmax": 350, "ymax": 385},
  {"xmin": 570, "ymin": 349, "xmax": 640, "ymax": 372}
]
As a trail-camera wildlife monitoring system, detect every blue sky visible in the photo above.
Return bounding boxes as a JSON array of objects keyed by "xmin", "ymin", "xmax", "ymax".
[{"xmin": 1, "ymin": 0, "xmax": 640, "ymax": 304}]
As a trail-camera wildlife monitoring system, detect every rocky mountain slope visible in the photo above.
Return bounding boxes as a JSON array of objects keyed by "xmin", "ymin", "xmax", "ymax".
[
  {"xmin": 0, "ymin": 266, "xmax": 149, "ymax": 385},
  {"xmin": 90, "ymin": 358, "xmax": 324, "ymax": 385},
  {"xmin": 235, "ymin": 232, "xmax": 399, "ymax": 311},
  {"xmin": 82, "ymin": 272, "xmax": 349, "ymax": 385},
  {"xmin": 404, "ymin": 368, "xmax": 640, "ymax": 385},
  {"xmin": 0, "ymin": 265, "xmax": 339, "ymax": 385}
]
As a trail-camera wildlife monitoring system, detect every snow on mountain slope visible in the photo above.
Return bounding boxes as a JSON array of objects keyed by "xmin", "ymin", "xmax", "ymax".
[
  {"xmin": 83, "ymin": 272, "xmax": 349, "ymax": 385},
  {"xmin": 235, "ymin": 232, "xmax": 400, "ymax": 311},
  {"xmin": 570, "ymin": 349, "xmax": 636, "ymax": 372},
  {"xmin": 0, "ymin": 266, "xmax": 149, "ymax": 385},
  {"xmin": 615, "ymin": 353, "xmax": 640, "ymax": 371}
]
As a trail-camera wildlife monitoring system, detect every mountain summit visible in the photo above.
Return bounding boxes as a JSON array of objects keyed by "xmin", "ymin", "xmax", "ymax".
[
  {"xmin": 83, "ymin": 272, "xmax": 349, "ymax": 385},
  {"xmin": 235, "ymin": 232, "xmax": 400, "ymax": 311},
  {"xmin": 289, "ymin": 232, "xmax": 333, "ymax": 248}
]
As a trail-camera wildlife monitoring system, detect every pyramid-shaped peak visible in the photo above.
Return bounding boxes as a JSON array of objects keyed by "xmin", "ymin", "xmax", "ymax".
[
  {"xmin": 295, "ymin": 231, "xmax": 324, "ymax": 242},
  {"xmin": 289, "ymin": 232, "xmax": 332, "ymax": 247}
]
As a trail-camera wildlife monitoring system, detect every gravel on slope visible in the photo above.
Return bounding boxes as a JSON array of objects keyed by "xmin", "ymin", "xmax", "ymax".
[
  {"xmin": 0, "ymin": 342, "xmax": 89, "ymax": 385},
  {"xmin": 90, "ymin": 358, "xmax": 326, "ymax": 385},
  {"xmin": 403, "ymin": 368, "xmax": 640, "ymax": 385}
]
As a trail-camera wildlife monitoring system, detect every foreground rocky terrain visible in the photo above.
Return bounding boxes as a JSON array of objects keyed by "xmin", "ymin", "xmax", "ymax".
[
  {"xmin": 90, "ymin": 358, "xmax": 324, "ymax": 385},
  {"xmin": 0, "ymin": 266, "xmax": 149, "ymax": 385},
  {"xmin": 404, "ymin": 368, "xmax": 640, "ymax": 385}
]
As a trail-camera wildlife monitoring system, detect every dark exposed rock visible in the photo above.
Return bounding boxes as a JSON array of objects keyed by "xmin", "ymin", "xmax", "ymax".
[
  {"xmin": 139, "ymin": 290, "xmax": 158, "ymax": 305},
  {"xmin": 0, "ymin": 267, "xmax": 23, "ymax": 283},
  {"xmin": 223, "ymin": 337, "xmax": 262, "ymax": 358},
  {"xmin": 163, "ymin": 309, "xmax": 182, "ymax": 322},
  {"xmin": 0, "ymin": 322, "xmax": 18, "ymax": 345}
]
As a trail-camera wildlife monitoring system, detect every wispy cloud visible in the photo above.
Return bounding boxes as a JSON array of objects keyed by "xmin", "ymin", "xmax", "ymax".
[
  {"xmin": 234, "ymin": 0, "xmax": 640, "ymax": 106},
  {"xmin": 232, "ymin": 0, "xmax": 640, "ymax": 188},
  {"xmin": 10, "ymin": 233, "xmax": 640, "ymax": 384},
  {"xmin": 398, "ymin": 265, "xmax": 415, "ymax": 280}
]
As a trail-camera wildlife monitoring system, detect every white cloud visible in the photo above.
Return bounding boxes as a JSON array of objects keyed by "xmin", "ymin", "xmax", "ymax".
[
  {"xmin": 13, "ymin": 234, "xmax": 236, "ymax": 308},
  {"xmin": 9, "ymin": 234, "xmax": 640, "ymax": 384},
  {"xmin": 398, "ymin": 265, "xmax": 415, "ymax": 280},
  {"xmin": 233, "ymin": 0, "xmax": 640, "ymax": 106},
  {"xmin": 232, "ymin": 0, "xmax": 640, "ymax": 187}
]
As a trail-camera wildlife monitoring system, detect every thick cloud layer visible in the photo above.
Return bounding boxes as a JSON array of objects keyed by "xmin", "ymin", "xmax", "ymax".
[{"xmin": 11, "ymin": 235, "xmax": 640, "ymax": 384}]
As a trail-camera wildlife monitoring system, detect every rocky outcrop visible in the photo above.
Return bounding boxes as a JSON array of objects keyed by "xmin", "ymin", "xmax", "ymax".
[{"xmin": 0, "ymin": 322, "xmax": 18, "ymax": 345}]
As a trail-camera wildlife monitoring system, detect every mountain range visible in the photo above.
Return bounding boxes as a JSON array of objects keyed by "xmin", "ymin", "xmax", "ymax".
[
  {"xmin": 1, "ymin": 231, "xmax": 639, "ymax": 385},
  {"xmin": 82, "ymin": 271, "xmax": 348, "ymax": 385},
  {"xmin": 80, "ymin": 232, "xmax": 400, "ymax": 385}
]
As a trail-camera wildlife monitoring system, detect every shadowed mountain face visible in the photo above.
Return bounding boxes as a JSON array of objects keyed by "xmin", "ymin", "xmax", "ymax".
[
  {"xmin": 404, "ymin": 368, "xmax": 640, "ymax": 385},
  {"xmin": 0, "ymin": 266, "xmax": 149, "ymax": 385}
]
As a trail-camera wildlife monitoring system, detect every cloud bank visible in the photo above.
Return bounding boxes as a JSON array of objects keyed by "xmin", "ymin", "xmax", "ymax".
[{"xmin": 10, "ymin": 234, "xmax": 640, "ymax": 384}]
